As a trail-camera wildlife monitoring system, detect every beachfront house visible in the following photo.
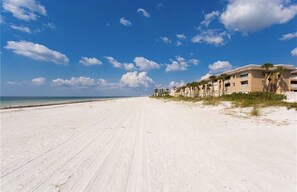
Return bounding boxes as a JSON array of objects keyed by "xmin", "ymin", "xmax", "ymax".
[{"xmin": 173, "ymin": 64, "xmax": 296, "ymax": 97}]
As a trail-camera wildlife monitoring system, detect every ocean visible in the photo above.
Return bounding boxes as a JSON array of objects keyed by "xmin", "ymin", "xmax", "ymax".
[{"xmin": 0, "ymin": 96, "xmax": 126, "ymax": 109}]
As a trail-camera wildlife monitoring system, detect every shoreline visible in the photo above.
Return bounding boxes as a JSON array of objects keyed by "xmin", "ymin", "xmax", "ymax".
[{"xmin": 0, "ymin": 98, "xmax": 115, "ymax": 110}]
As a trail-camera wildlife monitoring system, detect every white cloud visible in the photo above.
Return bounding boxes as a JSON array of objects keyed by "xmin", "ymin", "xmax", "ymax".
[
  {"xmin": 208, "ymin": 60, "xmax": 232, "ymax": 73},
  {"xmin": 291, "ymin": 48, "xmax": 297, "ymax": 56},
  {"xmin": 32, "ymin": 77, "xmax": 46, "ymax": 85},
  {"xmin": 52, "ymin": 76, "xmax": 96, "ymax": 87},
  {"xmin": 169, "ymin": 80, "xmax": 185, "ymax": 88},
  {"xmin": 176, "ymin": 41, "xmax": 182, "ymax": 46},
  {"xmin": 220, "ymin": 0, "xmax": 297, "ymax": 33},
  {"xmin": 3, "ymin": 0, "xmax": 47, "ymax": 21},
  {"xmin": 120, "ymin": 17, "xmax": 132, "ymax": 26},
  {"xmin": 176, "ymin": 34, "xmax": 186, "ymax": 39},
  {"xmin": 166, "ymin": 56, "xmax": 199, "ymax": 72},
  {"xmin": 105, "ymin": 56, "xmax": 136, "ymax": 71},
  {"xmin": 201, "ymin": 11, "xmax": 220, "ymax": 27},
  {"xmin": 105, "ymin": 56, "xmax": 122, "ymax": 68},
  {"xmin": 137, "ymin": 8, "xmax": 150, "ymax": 18},
  {"xmin": 5, "ymin": 40, "xmax": 69, "ymax": 64},
  {"xmin": 280, "ymin": 32, "xmax": 297, "ymax": 40},
  {"xmin": 123, "ymin": 63, "xmax": 136, "ymax": 71},
  {"xmin": 200, "ymin": 73, "xmax": 211, "ymax": 80},
  {"xmin": 160, "ymin": 36, "xmax": 172, "ymax": 44},
  {"xmin": 120, "ymin": 71, "xmax": 154, "ymax": 88},
  {"xmin": 10, "ymin": 24, "xmax": 31, "ymax": 33},
  {"xmin": 192, "ymin": 30, "xmax": 229, "ymax": 46},
  {"xmin": 79, "ymin": 57, "xmax": 102, "ymax": 66},
  {"xmin": 134, "ymin": 57, "xmax": 160, "ymax": 71}
]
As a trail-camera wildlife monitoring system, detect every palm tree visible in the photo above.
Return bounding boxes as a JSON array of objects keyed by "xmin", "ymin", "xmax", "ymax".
[
  {"xmin": 261, "ymin": 63, "xmax": 274, "ymax": 91},
  {"xmin": 200, "ymin": 80, "xmax": 207, "ymax": 97},
  {"xmin": 273, "ymin": 66, "xmax": 287, "ymax": 92},
  {"xmin": 209, "ymin": 75, "xmax": 217, "ymax": 96},
  {"xmin": 218, "ymin": 73, "xmax": 227, "ymax": 96}
]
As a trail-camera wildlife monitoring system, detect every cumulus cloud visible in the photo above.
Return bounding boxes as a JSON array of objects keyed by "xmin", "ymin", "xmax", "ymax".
[
  {"xmin": 201, "ymin": 11, "xmax": 220, "ymax": 27},
  {"xmin": 32, "ymin": 77, "xmax": 46, "ymax": 85},
  {"xmin": 10, "ymin": 24, "xmax": 31, "ymax": 33},
  {"xmin": 105, "ymin": 56, "xmax": 122, "ymax": 68},
  {"xmin": 5, "ymin": 40, "xmax": 69, "ymax": 64},
  {"xmin": 280, "ymin": 32, "xmax": 297, "ymax": 40},
  {"xmin": 165, "ymin": 56, "xmax": 199, "ymax": 72},
  {"xmin": 200, "ymin": 73, "xmax": 211, "ymax": 80},
  {"xmin": 3, "ymin": 0, "xmax": 47, "ymax": 21},
  {"xmin": 52, "ymin": 76, "xmax": 96, "ymax": 88},
  {"xmin": 120, "ymin": 17, "xmax": 132, "ymax": 26},
  {"xmin": 220, "ymin": 0, "xmax": 297, "ymax": 33},
  {"xmin": 123, "ymin": 63, "xmax": 136, "ymax": 71},
  {"xmin": 291, "ymin": 48, "xmax": 297, "ymax": 56},
  {"xmin": 169, "ymin": 80, "xmax": 185, "ymax": 88},
  {"xmin": 208, "ymin": 60, "xmax": 232, "ymax": 73},
  {"xmin": 192, "ymin": 30, "xmax": 229, "ymax": 46},
  {"xmin": 176, "ymin": 34, "xmax": 186, "ymax": 39},
  {"xmin": 160, "ymin": 36, "xmax": 172, "ymax": 44},
  {"xmin": 105, "ymin": 56, "xmax": 136, "ymax": 71},
  {"xmin": 137, "ymin": 8, "xmax": 150, "ymax": 18},
  {"xmin": 134, "ymin": 57, "xmax": 160, "ymax": 71},
  {"xmin": 120, "ymin": 71, "xmax": 154, "ymax": 88},
  {"xmin": 79, "ymin": 57, "xmax": 102, "ymax": 66}
]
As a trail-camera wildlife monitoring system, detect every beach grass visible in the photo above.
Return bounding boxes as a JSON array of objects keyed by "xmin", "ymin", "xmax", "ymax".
[{"xmin": 151, "ymin": 92, "xmax": 297, "ymax": 110}]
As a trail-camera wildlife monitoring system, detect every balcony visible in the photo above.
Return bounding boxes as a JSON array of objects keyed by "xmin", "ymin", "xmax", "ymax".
[
  {"xmin": 291, "ymin": 76, "xmax": 297, "ymax": 80},
  {"xmin": 291, "ymin": 84, "xmax": 297, "ymax": 89},
  {"xmin": 240, "ymin": 73, "xmax": 248, "ymax": 80}
]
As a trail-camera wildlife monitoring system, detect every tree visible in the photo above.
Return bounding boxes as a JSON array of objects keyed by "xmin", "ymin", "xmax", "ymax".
[
  {"xmin": 261, "ymin": 63, "xmax": 274, "ymax": 91},
  {"xmin": 273, "ymin": 66, "xmax": 287, "ymax": 92},
  {"xmin": 218, "ymin": 73, "xmax": 227, "ymax": 96},
  {"xmin": 209, "ymin": 75, "xmax": 217, "ymax": 96},
  {"xmin": 200, "ymin": 80, "xmax": 207, "ymax": 97}
]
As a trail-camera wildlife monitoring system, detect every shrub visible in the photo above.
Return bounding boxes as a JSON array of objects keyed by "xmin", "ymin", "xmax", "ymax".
[{"xmin": 250, "ymin": 105, "xmax": 260, "ymax": 116}]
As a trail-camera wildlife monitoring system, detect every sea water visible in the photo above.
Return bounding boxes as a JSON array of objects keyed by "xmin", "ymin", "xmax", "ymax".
[{"xmin": 0, "ymin": 96, "xmax": 125, "ymax": 108}]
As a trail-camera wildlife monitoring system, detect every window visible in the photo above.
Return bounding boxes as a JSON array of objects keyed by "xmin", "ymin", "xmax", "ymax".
[
  {"xmin": 232, "ymin": 82, "xmax": 235, "ymax": 86},
  {"xmin": 240, "ymin": 72, "xmax": 248, "ymax": 78},
  {"xmin": 241, "ymin": 81, "xmax": 248, "ymax": 85}
]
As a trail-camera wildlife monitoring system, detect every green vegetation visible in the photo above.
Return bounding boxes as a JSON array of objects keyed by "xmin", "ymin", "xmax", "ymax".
[
  {"xmin": 250, "ymin": 105, "xmax": 260, "ymax": 116},
  {"xmin": 151, "ymin": 92, "xmax": 297, "ymax": 110}
]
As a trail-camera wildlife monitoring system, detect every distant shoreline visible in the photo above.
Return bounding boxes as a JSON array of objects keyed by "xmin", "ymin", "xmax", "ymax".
[
  {"xmin": 0, "ymin": 97, "xmax": 131, "ymax": 110},
  {"xmin": 0, "ymin": 99, "xmax": 109, "ymax": 110}
]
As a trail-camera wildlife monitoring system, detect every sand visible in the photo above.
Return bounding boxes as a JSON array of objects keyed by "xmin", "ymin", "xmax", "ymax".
[{"xmin": 1, "ymin": 97, "xmax": 296, "ymax": 192}]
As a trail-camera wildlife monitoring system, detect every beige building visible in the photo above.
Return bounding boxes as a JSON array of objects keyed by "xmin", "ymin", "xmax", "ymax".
[
  {"xmin": 174, "ymin": 64, "xmax": 296, "ymax": 97},
  {"xmin": 290, "ymin": 70, "xmax": 297, "ymax": 92}
]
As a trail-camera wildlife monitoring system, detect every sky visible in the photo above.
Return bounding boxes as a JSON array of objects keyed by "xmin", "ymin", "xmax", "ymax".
[{"xmin": 1, "ymin": 0, "xmax": 297, "ymax": 96}]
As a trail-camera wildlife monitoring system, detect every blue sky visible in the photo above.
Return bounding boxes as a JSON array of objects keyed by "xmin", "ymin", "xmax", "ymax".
[{"xmin": 1, "ymin": 0, "xmax": 297, "ymax": 96}]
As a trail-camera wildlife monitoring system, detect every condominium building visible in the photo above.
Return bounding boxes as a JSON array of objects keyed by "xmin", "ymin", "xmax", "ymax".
[
  {"xmin": 290, "ymin": 70, "xmax": 297, "ymax": 92},
  {"xmin": 173, "ymin": 64, "xmax": 296, "ymax": 97}
]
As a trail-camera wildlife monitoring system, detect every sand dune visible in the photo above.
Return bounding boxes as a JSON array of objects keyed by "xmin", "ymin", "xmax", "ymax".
[{"xmin": 1, "ymin": 97, "xmax": 296, "ymax": 192}]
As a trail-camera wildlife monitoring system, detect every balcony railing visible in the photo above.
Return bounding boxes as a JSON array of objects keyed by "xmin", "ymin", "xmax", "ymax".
[
  {"xmin": 291, "ymin": 84, "xmax": 297, "ymax": 88},
  {"xmin": 291, "ymin": 76, "xmax": 297, "ymax": 80}
]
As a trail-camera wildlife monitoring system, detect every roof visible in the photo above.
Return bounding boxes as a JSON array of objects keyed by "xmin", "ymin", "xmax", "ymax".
[{"xmin": 197, "ymin": 64, "xmax": 296, "ymax": 83}]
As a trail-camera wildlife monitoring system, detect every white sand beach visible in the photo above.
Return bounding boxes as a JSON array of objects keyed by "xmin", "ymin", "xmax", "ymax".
[{"xmin": 1, "ymin": 97, "xmax": 296, "ymax": 192}]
